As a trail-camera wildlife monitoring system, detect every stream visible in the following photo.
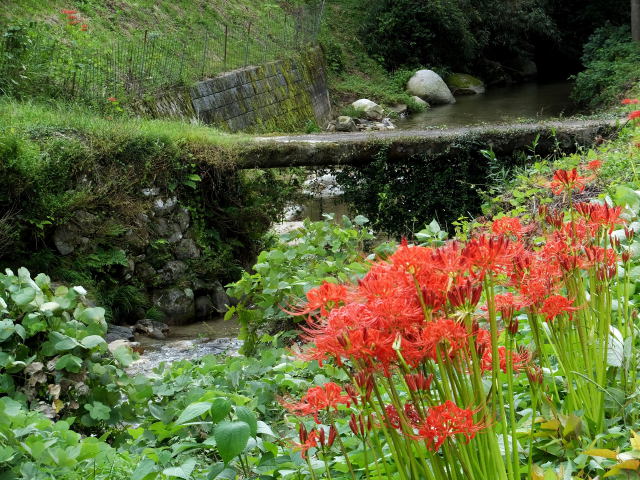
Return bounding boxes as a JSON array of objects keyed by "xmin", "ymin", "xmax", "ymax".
[
  {"xmin": 397, "ymin": 81, "xmax": 573, "ymax": 128},
  {"xmin": 129, "ymin": 81, "xmax": 575, "ymax": 375}
]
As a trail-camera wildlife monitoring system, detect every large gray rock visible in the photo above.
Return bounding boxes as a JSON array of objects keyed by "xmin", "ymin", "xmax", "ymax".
[
  {"xmin": 352, "ymin": 99, "xmax": 384, "ymax": 121},
  {"xmin": 152, "ymin": 288, "xmax": 195, "ymax": 325},
  {"xmin": 52, "ymin": 210, "xmax": 99, "ymax": 255},
  {"xmin": 133, "ymin": 319, "xmax": 170, "ymax": 340},
  {"xmin": 406, "ymin": 70, "xmax": 455, "ymax": 105},
  {"xmin": 212, "ymin": 282, "xmax": 230, "ymax": 313},
  {"xmin": 157, "ymin": 260, "xmax": 188, "ymax": 285},
  {"xmin": 446, "ymin": 73, "xmax": 485, "ymax": 95},
  {"xmin": 174, "ymin": 238, "xmax": 200, "ymax": 260},
  {"xmin": 105, "ymin": 325, "xmax": 134, "ymax": 343},
  {"xmin": 336, "ymin": 116, "xmax": 357, "ymax": 132}
]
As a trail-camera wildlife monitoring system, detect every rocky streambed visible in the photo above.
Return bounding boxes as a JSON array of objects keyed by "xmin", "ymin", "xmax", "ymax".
[{"xmin": 107, "ymin": 318, "xmax": 243, "ymax": 376}]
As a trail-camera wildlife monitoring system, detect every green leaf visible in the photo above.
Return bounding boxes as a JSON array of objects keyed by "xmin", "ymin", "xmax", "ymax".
[
  {"xmin": 175, "ymin": 401, "xmax": 212, "ymax": 425},
  {"xmin": 210, "ymin": 397, "xmax": 232, "ymax": 423},
  {"xmin": 55, "ymin": 354, "xmax": 83, "ymax": 373},
  {"xmin": 11, "ymin": 287, "xmax": 36, "ymax": 306},
  {"xmin": 0, "ymin": 319, "xmax": 15, "ymax": 342},
  {"xmin": 132, "ymin": 458, "xmax": 157, "ymax": 480},
  {"xmin": 614, "ymin": 186, "xmax": 640, "ymax": 211},
  {"xmin": 54, "ymin": 336, "xmax": 80, "ymax": 352},
  {"xmin": 235, "ymin": 406, "xmax": 257, "ymax": 437},
  {"xmin": 80, "ymin": 335, "xmax": 106, "ymax": 349},
  {"xmin": 214, "ymin": 421, "xmax": 251, "ymax": 464},
  {"xmin": 112, "ymin": 345, "xmax": 134, "ymax": 366},
  {"xmin": 76, "ymin": 307, "xmax": 106, "ymax": 326},
  {"xmin": 85, "ymin": 401, "xmax": 111, "ymax": 421},
  {"xmin": 163, "ymin": 458, "xmax": 197, "ymax": 479},
  {"xmin": 0, "ymin": 445, "xmax": 15, "ymax": 463}
]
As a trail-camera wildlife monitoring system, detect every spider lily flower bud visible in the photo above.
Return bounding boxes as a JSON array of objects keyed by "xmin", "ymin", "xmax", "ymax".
[{"xmin": 328, "ymin": 425, "xmax": 337, "ymax": 447}]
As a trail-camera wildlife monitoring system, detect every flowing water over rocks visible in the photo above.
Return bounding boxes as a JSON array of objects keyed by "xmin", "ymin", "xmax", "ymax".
[{"xmin": 126, "ymin": 317, "xmax": 242, "ymax": 376}]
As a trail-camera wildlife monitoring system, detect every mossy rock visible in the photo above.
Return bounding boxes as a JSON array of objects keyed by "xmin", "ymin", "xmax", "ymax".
[{"xmin": 446, "ymin": 73, "xmax": 485, "ymax": 96}]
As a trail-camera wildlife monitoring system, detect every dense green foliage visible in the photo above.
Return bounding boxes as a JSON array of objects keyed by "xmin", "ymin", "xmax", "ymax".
[
  {"xmin": 572, "ymin": 25, "xmax": 640, "ymax": 109},
  {"xmin": 0, "ymin": 100, "xmax": 295, "ymax": 323},
  {"xmin": 0, "ymin": 268, "xmax": 133, "ymax": 427},
  {"xmin": 335, "ymin": 134, "xmax": 557, "ymax": 236},
  {"xmin": 226, "ymin": 215, "xmax": 379, "ymax": 354}
]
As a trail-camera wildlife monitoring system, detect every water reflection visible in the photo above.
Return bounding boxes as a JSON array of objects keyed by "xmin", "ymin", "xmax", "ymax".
[{"xmin": 397, "ymin": 82, "xmax": 573, "ymax": 129}]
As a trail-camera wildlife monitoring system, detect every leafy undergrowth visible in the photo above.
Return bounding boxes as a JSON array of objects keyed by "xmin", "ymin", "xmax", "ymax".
[{"xmin": 6, "ymin": 106, "xmax": 640, "ymax": 479}]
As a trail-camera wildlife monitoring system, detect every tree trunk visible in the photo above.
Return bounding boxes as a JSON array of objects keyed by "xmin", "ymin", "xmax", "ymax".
[{"xmin": 633, "ymin": 0, "xmax": 640, "ymax": 41}]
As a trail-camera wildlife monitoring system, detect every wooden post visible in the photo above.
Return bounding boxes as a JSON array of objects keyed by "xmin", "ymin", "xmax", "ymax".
[{"xmin": 633, "ymin": 0, "xmax": 640, "ymax": 41}]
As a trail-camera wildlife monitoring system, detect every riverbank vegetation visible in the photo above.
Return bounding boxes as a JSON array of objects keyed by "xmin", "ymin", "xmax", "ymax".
[
  {"xmin": 0, "ymin": 99, "xmax": 299, "ymax": 324},
  {"xmin": 1, "ymin": 103, "xmax": 640, "ymax": 479}
]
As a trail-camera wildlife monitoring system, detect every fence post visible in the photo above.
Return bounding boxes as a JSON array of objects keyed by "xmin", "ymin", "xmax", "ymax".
[
  {"xmin": 223, "ymin": 24, "xmax": 228, "ymax": 69},
  {"xmin": 201, "ymin": 32, "xmax": 208, "ymax": 78},
  {"xmin": 244, "ymin": 22, "xmax": 251, "ymax": 66},
  {"xmin": 139, "ymin": 30, "xmax": 148, "ymax": 95}
]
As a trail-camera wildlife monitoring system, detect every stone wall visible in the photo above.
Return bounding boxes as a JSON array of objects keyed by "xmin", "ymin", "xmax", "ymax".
[
  {"xmin": 190, "ymin": 47, "xmax": 331, "ymax": 132},
  {"xmin": 51, "ymin": 188, "xmax": 230, "ymax": 326}
]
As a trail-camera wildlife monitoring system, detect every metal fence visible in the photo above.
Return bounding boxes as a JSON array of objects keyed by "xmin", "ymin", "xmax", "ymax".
[{"xmin": 0, "ymin": 3, "xmax": 324, "ymax": 103}]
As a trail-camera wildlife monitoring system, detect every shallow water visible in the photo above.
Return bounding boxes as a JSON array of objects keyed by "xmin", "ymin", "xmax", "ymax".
[
  {"xmin": 127, "ymin": 318, "xmax": 242, "ymax": 376},
  {"xmin": 397, "ymin": 81, "xmax": 574, "ymax": 129}
]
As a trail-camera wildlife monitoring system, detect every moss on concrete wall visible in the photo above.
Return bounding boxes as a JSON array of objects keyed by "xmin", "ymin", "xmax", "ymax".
[{"xmin": 190, "ymin": 47, "xmax": 331, "ymax": 132}]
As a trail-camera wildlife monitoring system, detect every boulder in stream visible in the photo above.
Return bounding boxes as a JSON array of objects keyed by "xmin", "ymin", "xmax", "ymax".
[
  {"xmin": 446, "ymin": 73, "xmax": 485, "ymax": 95},
  {"xmin": 351, "ymin": 99, "xmax": 385, "ymax": 121},
  {"xmin": 407, "ymin": 70, "xmax": 455, "ymax": 105}
]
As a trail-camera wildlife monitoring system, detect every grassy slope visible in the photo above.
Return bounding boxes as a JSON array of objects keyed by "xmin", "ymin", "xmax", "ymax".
[
  {"xmin": 0, "ymin": 0, "xmax": 290, "ymax": 45},
  {"xmin": 1, "ymin": 99, "xmax": 246, "ymax": 150},
  {"xmin": 319, "ymin": 0, "xmax": 425, "ymax": 113}
]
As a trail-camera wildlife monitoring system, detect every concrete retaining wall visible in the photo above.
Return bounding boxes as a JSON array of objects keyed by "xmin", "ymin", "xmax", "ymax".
[{"xmin": 190, "ymin": 47, "xmax": 331, "ymax": 132}]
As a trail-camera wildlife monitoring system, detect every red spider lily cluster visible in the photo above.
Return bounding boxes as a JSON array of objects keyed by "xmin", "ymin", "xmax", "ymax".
[
  {"xmin": 280, "ymin": 153, "xmax": 638, "ymax": 478},
  {"xmin": 60, "ymin": 8, "xmax": 87, "ymax": 31}
]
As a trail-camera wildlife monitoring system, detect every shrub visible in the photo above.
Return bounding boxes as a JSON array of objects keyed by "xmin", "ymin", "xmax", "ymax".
[
  {"xmin": 225, "ymin": 215, "xmax": 377, "ymax": 354},
  {"xmin": 0, "ymin": 268, "xmax": 134, "ymax": 427},
  {"xmin": 572, "ymin": 25, "xmax": 640, "ymax": 109}
]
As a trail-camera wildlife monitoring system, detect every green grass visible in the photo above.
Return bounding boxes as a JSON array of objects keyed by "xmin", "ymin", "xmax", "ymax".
[
  {"xmin": 1, "ymin": 98, "xmax": 247, "ymax": 148},
  {"xmin": 0, "ymin": 1, "xmax": 317, "ymax": 103}
]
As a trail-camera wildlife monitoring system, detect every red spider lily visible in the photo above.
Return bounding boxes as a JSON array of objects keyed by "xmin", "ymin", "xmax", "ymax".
[
  {"xmin": 447, "ymin": 279, "xmax": 482, "ymax": 309},
  {"xmin": 622, "ymin": 98, "xmax": 640, "ymax": 105},
  {"xmin": 384, "ymin": 404, "xmax": 402, "ymax": 430},
  {"xmin": 281, "ymin": 382, "xmax": 350, "ymax": 423},
  {"xmin": 481, "ymin": 346, "xmax": 530, "ymax": 374},
  {"xmin": 61, "ymin": 9, "xmax": 78, "ymax": 14},
  {"xmin": 628, "ymin": 111, "xmax": 640, "ymax": 121},
  {"xmin": 574, "ymin": 202, "xmax": 624, "ymax": 232},
  {"xmin": 413, "ymin": 401, "xmax": 485, "ymax": 452},
  {"xmin": 418, "ymin": 317, "xmax": 468, "ymax": 362},
  {"xmin": 404, "ymin": 402, "xmax": 421, "ymax": 427},
  {"xmin": 549, "ymin": 168, "xmax": 591, "ymax": 195},
  {"xmin": 585, "ymin": 159, "xmax": 603, "ymax": 171},
  {"xmin": 462, "ymin": 234, "xmax": 517, "ymax": 277},
  {"xmin": 80, "ymin": 24, "xmax": 88, "ymax": 31},
  {"xmin": 68, "ymin": 19, "xmax": 80, "ymax": 25},
  {"xmin": 491, "ymin": 216, "xmax": 534, "ymax": 239},
  {"xmin": 540, "ymin": 295, "xmax": 578, "ymax": 321},
  {"xmin": 349, "ymin": 413, "xmax": 373, "ymax": 436},
  {"xmin": 318, "ymin": 425, "xmax": 338, "ymax": 448},
  {"xmin": 293, "ymin": 424, "xmax": 318, "ymax": 458},
  {"xmin": 404, "ymin": 373, "xmax": 433, "ymax": 392},
  {"xmin": 284, "ymin": 281, "xmax": 348, "ymax": 317},
  {"xmin": 526, "ymin": 365, "xmax": 544, "ymax": 385},
  {"xmin": 107, "ymin": 97, "xmax": 117, "ymax": 102}
]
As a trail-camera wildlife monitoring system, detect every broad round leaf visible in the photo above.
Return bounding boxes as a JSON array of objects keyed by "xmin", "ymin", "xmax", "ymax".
[{"xmin": 214, "ymin": 421, "xmax": 250, "ymax": 463}]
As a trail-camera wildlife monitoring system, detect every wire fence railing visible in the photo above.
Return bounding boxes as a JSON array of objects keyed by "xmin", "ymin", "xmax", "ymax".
[{"xmin": 0, "ymin": 4, "xmax": 324, "ymax": 103}]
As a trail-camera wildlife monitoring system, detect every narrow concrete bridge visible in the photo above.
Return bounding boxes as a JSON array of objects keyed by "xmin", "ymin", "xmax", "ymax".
[{"xmin": 237, "ymin": 118, "xmax": 620, "ymax": 169}]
